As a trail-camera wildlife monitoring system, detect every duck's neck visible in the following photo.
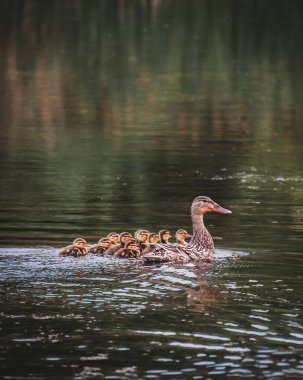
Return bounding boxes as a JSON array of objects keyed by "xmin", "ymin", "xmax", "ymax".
[{"xmin": 189, "ymin": 213, "xmax": 214, "ymax": 252}]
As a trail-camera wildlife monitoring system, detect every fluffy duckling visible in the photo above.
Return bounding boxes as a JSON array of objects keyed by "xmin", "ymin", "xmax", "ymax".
[
  {"xmin": 106, "ymin": 232, "xmax": 132, "ymax": 256},
  {"xmin": 135, "ymin": 229, "xmax": 149, "ymax": 252},
  {"xmin": 114, "ymin": 240, "xmax": 141, "ymax": 259},
  {"xmin": 175, "ymin": 229, "xmax": 192, "ymax": 245},
  {"xmin": 59, "ymin": 238, "xmax": 88, "ymax": 257},
  {"xmin": 88, "ymin": 238, "xmax": 111, "ymax": 255},
  {"xmin": 158, "ymin": 229, "xmax": 172, "ymax": 244},
  {"xmin": 141, "ymin": 233, "xmax": 160, "ymax": 255},
  {"xmin": 107, "ymin": 232, "xmax": 120, "ymax": 247}
]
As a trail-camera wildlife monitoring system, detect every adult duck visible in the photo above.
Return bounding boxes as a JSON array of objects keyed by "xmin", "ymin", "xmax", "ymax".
[{"xmin": 143, "ymin": 196, "xmax": 231, "ymax": 263}]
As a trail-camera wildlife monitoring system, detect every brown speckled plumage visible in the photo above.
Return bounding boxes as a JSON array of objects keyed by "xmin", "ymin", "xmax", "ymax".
[{"xmin": 143, "ymin": 196, "xmax": 231, "ymax": 263}]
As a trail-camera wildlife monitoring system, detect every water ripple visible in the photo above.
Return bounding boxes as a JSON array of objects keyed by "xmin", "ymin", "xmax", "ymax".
[{"xmin": 1, "ymin": 248, "xmax": 303, "ymax": 379}]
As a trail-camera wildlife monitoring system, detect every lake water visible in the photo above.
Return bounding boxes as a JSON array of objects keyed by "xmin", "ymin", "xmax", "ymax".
[{"xmin": 1, "ymin": 1, "xmax": 303, "ymax": 378}]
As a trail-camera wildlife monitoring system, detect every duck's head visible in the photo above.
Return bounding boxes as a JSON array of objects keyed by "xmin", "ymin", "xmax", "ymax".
[
  {"xmin": 120, "ymin": 232, "xmax": 132, "ymax": 245},
  {"xmin": 72, "ymin": 238, "xmax": 88, "ymax": 248},
  {"xmin": 97, "ymin": 238, "xmax": 111, "ymax": 249},
  {"xmin": 125, "ymin": 240, "xmax": 140, "ymax": 252},
  {"xmin": 192, "ymin": 196, "xmax": 232, "ymax": 216},
  {"xmin": 175, "ymin": 229, "xmax": 192, "ymax": 240},
  {"xmin": 159, "ymin": 229, "xmax": 172, "ymax": 242},
  {"xmin": 107, "ymin": 232, "xmax": 120, "ymax": 244},
  {"xmin": 148, "ymin": 233, "xmax": 160, "ymax": 244},
  {"xmin": 135, "ymin": 229, "xmax": 149, "ymax": 243}
]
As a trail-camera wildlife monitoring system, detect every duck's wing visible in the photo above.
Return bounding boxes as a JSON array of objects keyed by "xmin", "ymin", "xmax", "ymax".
[{"xmin": 143, "ymin": 243, "xmax": 192, "ymax": 263}]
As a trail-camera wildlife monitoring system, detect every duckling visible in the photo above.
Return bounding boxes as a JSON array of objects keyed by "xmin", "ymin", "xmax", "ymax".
[
  {"xmin": 135, "ymin": 229, "xmax": 149, "ymax": 253},
  {"xmin": 105, "ymin": 232, "xmax": 132, "ymax": 256},
  {"xmin": 114, "ymin": 240, "xmax": 141, "ymax": 259},
  {"xmin": 175, "ymin": 229, "xmax": 192, "ymax": 245},
  {"xmin": 59, "ymin": 238, "xmax": 88, "ymax": 257},
  {"xmin": 141, "ymin": 233, "xmax": 160, "ymax": 255},
  {"xmin": 88, "ymin": 238, "xmax": 111, "ymax": 255},
  {"xmin": 107, "ymin": 232, "xmax": 120, "ymax": 247},
  {"xmin": 158, "ymin": 229, "xmax": 172, "ymax": 244}
]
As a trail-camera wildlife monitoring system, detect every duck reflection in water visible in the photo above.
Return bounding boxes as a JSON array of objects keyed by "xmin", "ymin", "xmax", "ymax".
[{"xmin": 186, "ymin": 263, "xmax": 220, "ymax": 312}]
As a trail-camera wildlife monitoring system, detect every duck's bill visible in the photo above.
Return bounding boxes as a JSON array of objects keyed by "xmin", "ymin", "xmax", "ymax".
[{"xmin": 213, "ymin": 204, "xmax": 232, "ymax": 214}]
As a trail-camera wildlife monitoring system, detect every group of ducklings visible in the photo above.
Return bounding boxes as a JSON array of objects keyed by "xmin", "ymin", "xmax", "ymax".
[{"xmin": 59, "ymin": 229, "xmax": 192, "ymax": 258}]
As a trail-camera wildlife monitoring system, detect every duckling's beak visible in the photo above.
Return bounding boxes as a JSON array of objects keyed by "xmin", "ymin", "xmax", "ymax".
[{"xmin": 213, "ymin": 203, "xmax": 232, "ymax": 214}]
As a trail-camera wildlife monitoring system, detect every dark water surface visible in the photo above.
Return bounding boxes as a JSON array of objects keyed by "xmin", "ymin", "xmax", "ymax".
[{"xmin": 1, "ymin": 1, "xmax": 303, "ymax": 378}]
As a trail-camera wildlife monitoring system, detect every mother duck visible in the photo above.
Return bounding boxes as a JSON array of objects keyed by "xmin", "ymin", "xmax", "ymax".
[{"xmin": 143, "ymin": 196, "xmax": 231, "ymax": 263}]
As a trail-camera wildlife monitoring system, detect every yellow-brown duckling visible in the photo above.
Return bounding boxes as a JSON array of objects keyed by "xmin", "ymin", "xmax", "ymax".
[
  {"xmin": 59, "ymin": 238, "xmax": 88, "ymax": 257},
  {"xmin": 141, "ymin": 232, "xmax": 160, "ymax": 255},
  {"xmin": 88, "ymin": 238, "xmax": 111, "ymax": 255},
  {"xmin": 107, "ymin": 232, "xmax": 120, "ymax": 246},
  {"xmin": 135, "ymin": 229, "xmax": 149, "ymax": 252},
  {"xmin": 114, "ymin": 240, "xmax": 141, "ymax": 259},
  {"xmin": 158, "ymin": 229, "xmax": 172, "ymax": 244},
  {"xmin": 106, "ymin": 232, "xmax": 133, "ymax": 256},
  {"xmin": 175, "ymin": 229, "xmax": 192, "ymax": 245}
]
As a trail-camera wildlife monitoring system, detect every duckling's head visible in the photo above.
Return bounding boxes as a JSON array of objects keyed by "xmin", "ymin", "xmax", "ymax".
[
  {"xmin": 175, "ymin": 229, "xmax": 192, "ymax": 241},
  {"xmin": 72, "ymin": 238, "xmax": 88, "ymax": 248},
  {"xmin": 135, "ymin": 229, "xmax": 149, "ymax": 243},
  {"xmin": 125, "ymin": 240, "xmax": 140, "ymax": 251},
  {"xmin": 97, "ymin": 238, "xmax": 111, "ymax": 249},
  {"xmin": 192, "ymin": 196, "xmax": 232, "ymax": 216},
  {"xmin": 159, "ymin": 229, "xmax": 172, "ymax": 242},
  {"xmin": 107, "ymin": 232, "xmax": 120, "ymax": 244},
  {"xmin": 120, "ymin": 232, "xmax": 132, "ymax": 245},
  {"xmin": 148, "ymin": 233, "xmax": 160, "ymax": 244}
]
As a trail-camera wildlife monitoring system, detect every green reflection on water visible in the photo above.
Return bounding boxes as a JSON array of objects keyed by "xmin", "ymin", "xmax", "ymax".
[{"xmin": 0, "ymin": 1, "xmax": 303, "ymax": 251}]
